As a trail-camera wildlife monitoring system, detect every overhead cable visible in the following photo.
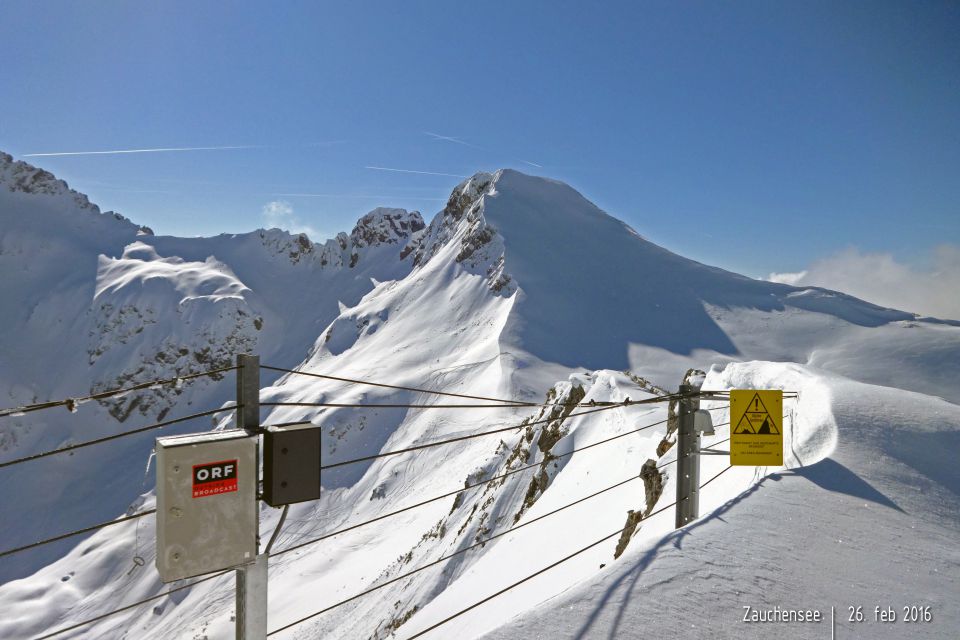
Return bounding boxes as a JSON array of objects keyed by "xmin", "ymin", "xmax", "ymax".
[
  {"xmin": 0, "ymin": 365, "xmax": 238, "ymax": 419},
  {"xmin": 272, "ymin": 408, "xmax": 730, "ymax": 557},
  {"xmin": 0, "ymin": 405, "xmax": 238, "ymax": 470},
  {"xmin": 261, "ymin": 364, "xmax": 534, "ymax": 406},
  {"xmin": 31, "ymin": 571, "xmax": 230, "ymax": 640},
  {"xmin": 314, "ymin": 398, "xmax": 681, "ymax": 471},
  {"xmin": 268, "ymin": 471, "xmax": 651, "ymax": 635},
  {"xmin": 405, "ymin": 464, "xmax": 735, "ymax": 639},
  {"xmin": 0, "ymin": 509, "xmax": 157, "ymax": 560}
]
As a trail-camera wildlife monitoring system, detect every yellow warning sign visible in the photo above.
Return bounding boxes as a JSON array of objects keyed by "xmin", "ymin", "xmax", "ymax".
[{"xmin": 730, "ymin": 389, "xmax": 783, "ymax": 466}]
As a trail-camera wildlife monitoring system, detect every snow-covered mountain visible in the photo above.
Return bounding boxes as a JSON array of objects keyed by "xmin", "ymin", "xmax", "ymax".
[
  {"xmin": 0, "ymin": 151, "xmax": 425, "ymax": 582},
  {"xmin": 1, "ymin": 153, "xmax": 958, "ymax": 639}
]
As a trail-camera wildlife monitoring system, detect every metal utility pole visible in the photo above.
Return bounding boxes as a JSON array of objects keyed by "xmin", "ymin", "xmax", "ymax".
[
  {"xmin": 237, "ymin": 553, "xmax": 268, "ymax": 640},
  {"xmin": 236, "ymin": 354, "xmax": 267, "ymax": 640},
  {"xmin": 675, "ymin": 382, "xmax": 701, "ymax": 528},
  {"xmin": 236, "ymin": 354, "xmax": 260, "ymax": 433}
]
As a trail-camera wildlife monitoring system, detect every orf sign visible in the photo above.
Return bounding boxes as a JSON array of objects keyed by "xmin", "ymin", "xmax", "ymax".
[
  {"xmin": 192, "ymin": 459, "xmax": 238, "ymax": 498},
  {"xmin": 156, "ymin": 431, "xmax": 257, "ymax": 582}
]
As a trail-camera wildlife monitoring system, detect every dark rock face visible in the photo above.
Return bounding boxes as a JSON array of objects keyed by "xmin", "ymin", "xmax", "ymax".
[
  {"xmin": 350, "ymin": 208, "xmax": 426, "ymax": 249},
  {"xmin": 0, "ymin": 152, "xmax": 73, "ymax": 198},
  {"xmin": 0, "ymin": 152, "xmax": 151, "ymax": 234},
  {"xmin": 261, "ymin": 207, "xmax": 426, "ymax": 269},
  {"xmin": 613, "ymin": 458, "xmax": 664, "ymax": 559},
  {"xmin": 410, "ymin": 172, "xmax": 495, "ymax": 268}
]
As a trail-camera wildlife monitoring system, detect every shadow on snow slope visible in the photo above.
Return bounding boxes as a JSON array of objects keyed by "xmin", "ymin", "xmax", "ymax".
[
  {"xmin": 487, "ymin": 170, "xmax": 914, "ymax": 371},
  {"xmin": 784, "ymin": 458, "xmax": 905, "ymax": 513},
  {"xmin": 572, "ymin": 459, "xmax": 905, "ymax": 640}
]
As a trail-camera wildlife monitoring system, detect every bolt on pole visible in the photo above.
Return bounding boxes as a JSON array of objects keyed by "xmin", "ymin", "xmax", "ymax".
[
  {"xmin": 236, "ymin": 354, "xmax": 267, "ymax": 640},
  {"xmin": 675, "ymin": 382, "xmax": 701, "ymax": 528}
]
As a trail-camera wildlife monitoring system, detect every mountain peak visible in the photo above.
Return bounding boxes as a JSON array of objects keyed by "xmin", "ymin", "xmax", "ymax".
[
  {"xmin": 0, "ymin": 151, "xmax": 98, "ymax": 213},
  {"xmin": 257, "ymin": 207, "xmax": 424, "ymax": 270},
  {"xmin": 350, "ymin": 207, "xmax": 425, "ymax": 249},
  {"xmin": 404, "ymin": 168, "xmax": 607, "ymax": 292},
  {"xmin": 406, "ymin": 171, "xmax": 498, "ymax": 271},
  {"xmin": 0, "ymin": 151, "xmax": 152, "ymax": 234}
]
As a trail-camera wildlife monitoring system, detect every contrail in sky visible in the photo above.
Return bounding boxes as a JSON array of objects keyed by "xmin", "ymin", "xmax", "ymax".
[
  {"xmin": 365, "ymin": 166, "xmax": 467, "ymax": 178},
  {"xmin": 423, "ymin": 131, "xmax": 482, "ymax": 149},
  {"xmin": 23, "ymin": 145, "xmax": 264, "ymax": 157},
  {"xmin": 275, "ymin": 192, "xmax": 445, "ymax": 201},
  {"xmin": 422, "ymin": 131, "xmax": 543, "ymax": 169}
]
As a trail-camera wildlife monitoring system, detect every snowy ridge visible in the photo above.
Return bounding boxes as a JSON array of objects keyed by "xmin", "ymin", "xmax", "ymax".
[
  {"xmin": 0, "ymin": 155, "xmax": 425, "ymax": 583},
  {"xmin": 0, "ymin": 151, "xmax": 150, "ymax": 234},
  {"xmin": 89, "ymin": 241, "xmax": 260, "ymax": 421},
  {"xmin": 406, "ymin": 171, "xmax": 513, "ymax": 293},
  {"xmin": 257, "ymin": 207, "xmax": 426, "ymax": 269},
  {"xmin": 0, "ymin": 154, "xmax": 958, "ymax": 639}
]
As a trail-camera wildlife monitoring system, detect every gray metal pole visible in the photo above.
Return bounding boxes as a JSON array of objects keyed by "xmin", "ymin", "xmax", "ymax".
[
  {"xmin": 237, "ymin": 555, "xmax": 268, "ymax": 640},
  {"xmin": 236, "ymin": 354, "xmax": 266, "ymax": 640},
  {"xmin": 675, "ymin": 383, "xmax": 701, "ymax": 528},
  {"xmin": 236, "ymin": 354, "xmax": 260, "ymax": 433}
]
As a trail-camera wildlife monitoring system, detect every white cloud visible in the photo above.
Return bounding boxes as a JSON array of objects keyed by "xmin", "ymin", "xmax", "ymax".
[
  {"xmin": 261, "ymin": 200, "xmax": 322, "ymax": 239},
  {"xmin": 767, "ymin": 270, "xmax": 807, "ymax": 286},
  {"xmin": 768, "ymin": 245, "xmax": 960, "ymax": 320}
]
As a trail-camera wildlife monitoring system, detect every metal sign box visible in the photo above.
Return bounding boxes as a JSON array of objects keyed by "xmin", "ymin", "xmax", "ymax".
[
  {"xmin": 156, "ymin": 430, "xmax": 258, "ymax": 582},
  {"xmin": 262, "ymin": 424, "xmax": 321, "ymax": 507},
  {"xmin": 730, "ymin": 389, "xmax": 783, "ymax": 466}
]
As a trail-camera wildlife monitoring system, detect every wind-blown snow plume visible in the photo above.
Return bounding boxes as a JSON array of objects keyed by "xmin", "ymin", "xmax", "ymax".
[{"xmin": 769, "ymin": 244, "xmax": 960, "ymax": 320}]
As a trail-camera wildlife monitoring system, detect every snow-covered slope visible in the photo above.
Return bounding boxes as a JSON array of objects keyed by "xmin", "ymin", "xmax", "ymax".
[
  {"xmin": 477, "ymin": 363, "xmax": 960, "ymax": 640},
  {"xmin": 0, "ymin": 152, "xmax": 425, "ymax": 582},
  {"xmin": 1, "ymin": 156, "xmax": 958, "ymax": 639},
  {"xmin": 470, "ymin": 170, "xmax": 959, "ymax": 401}
]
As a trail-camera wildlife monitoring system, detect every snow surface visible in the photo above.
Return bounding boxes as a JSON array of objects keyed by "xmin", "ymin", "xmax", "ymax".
[
  {"xmin": 477, "ymin": 363, "xmax": 960, "ymax": 640},
  {"xmin": 1, "ymin": 156, "xmax": 958, "ymax": 639}
]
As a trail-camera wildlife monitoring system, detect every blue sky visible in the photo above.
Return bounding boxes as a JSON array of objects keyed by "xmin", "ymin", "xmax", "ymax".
[{"xmin": 1, "ymin": 0, "xmax": 958, "ymax": 280}]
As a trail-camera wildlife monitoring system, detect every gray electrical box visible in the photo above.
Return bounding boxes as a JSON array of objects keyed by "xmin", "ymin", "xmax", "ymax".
[
  {"xmin": 263, "ymin": 424, "xmax": 321, "ymax": 507},
  {"xmin": 156, "ymin": 430, "xmax": 258, "ymax": 582},
  {"xmin": 694, "ymin": 409, "xmax": 715, "ymax": 436}
]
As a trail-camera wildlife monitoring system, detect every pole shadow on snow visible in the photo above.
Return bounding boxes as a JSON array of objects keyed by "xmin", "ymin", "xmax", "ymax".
[{"xmin": 572, "ymin": 475, "xmax": 773, "ymax": 640}]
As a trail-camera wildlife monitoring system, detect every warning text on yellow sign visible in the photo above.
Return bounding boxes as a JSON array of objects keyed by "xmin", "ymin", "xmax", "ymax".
[{"xmin": 730, "ymin": 389, "xmax": 783, "ymax": 466}]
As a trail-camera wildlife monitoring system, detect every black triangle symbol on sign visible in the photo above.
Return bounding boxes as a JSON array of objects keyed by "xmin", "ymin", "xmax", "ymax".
[
  {"xmin": 757, "ymin": 416, "xmax": 776, "ymax": 434},
  {"xmin": 733, "ymin": 413, "xmax": 754, "ymax": 434},
  {"xmin": 734, "ymin": 393, "xmax": 780, "ymax": 435}
]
